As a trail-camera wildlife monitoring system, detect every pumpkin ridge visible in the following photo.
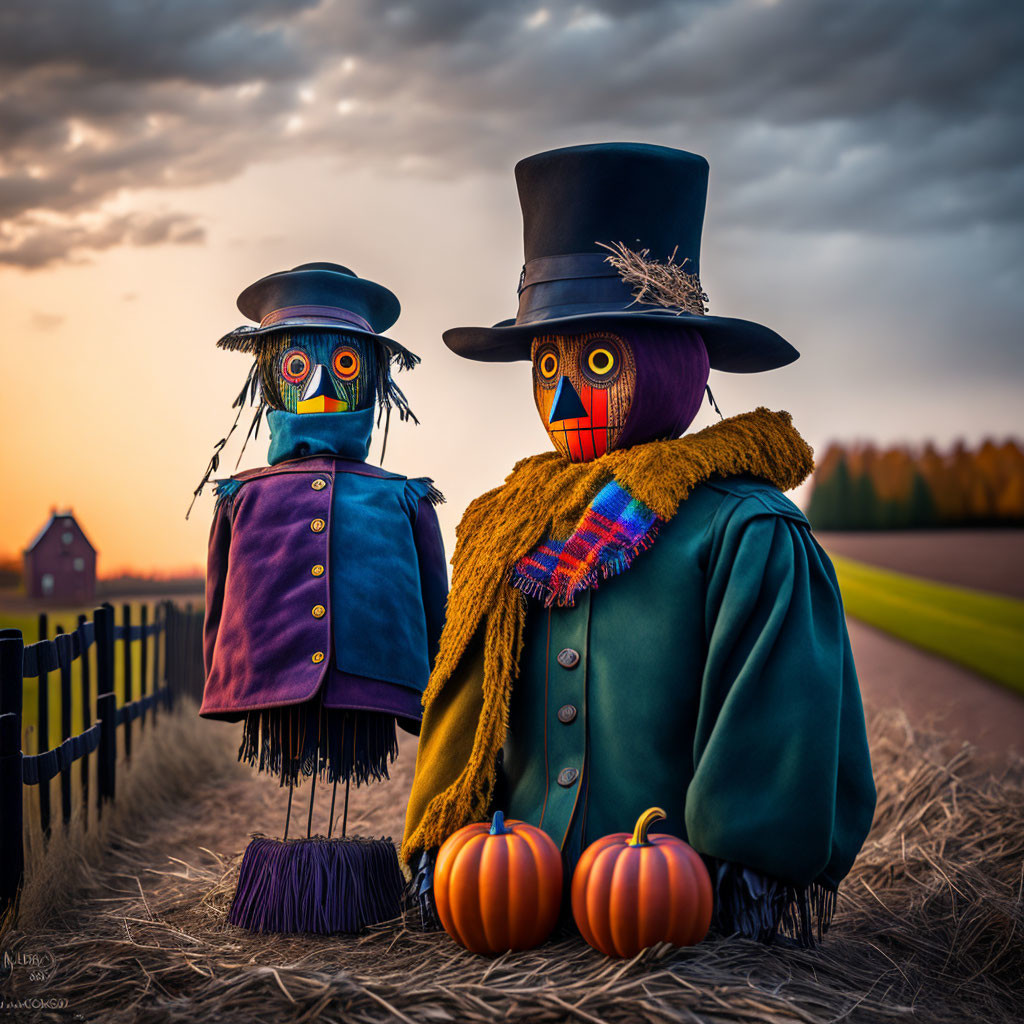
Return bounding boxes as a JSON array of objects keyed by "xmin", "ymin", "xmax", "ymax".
[
  {"xmin": 587, "ymin": 845, "xmax": 621, "ymax": 957},
  {"xmin": 666, "ymin": 844, "xmax": 696, "ymax": 945},
  {"xmin": 609, "ymin": 846, "xmax": 642, "ymax": 959},
  {"xmin": 517, "ymin": 827, "xmax": 561, "ymax": 944},
  {"xmin": 450, "ymin": 840, "xmax": 489, "ymax": 953},
  {"xmin": 639, "ymin": 844, "xmax": 672, "ymax": 951},
  {"xmin": 478, "ymin": 835, "xmax": 509, "ymax": 952}
]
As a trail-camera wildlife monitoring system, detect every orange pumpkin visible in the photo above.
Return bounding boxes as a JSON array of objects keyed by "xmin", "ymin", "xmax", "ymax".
[
  {"xmin": 571, "ymin": 807, "xmax": 712, "ymax": 957},
  {"xmin": 434, "ymin": 810, "xmax": 563, "ymax": 954}
]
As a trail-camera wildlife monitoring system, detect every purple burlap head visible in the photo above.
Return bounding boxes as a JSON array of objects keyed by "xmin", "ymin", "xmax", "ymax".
[{"xmin": 614, "ymin": 323, "xmax": 710, "ymax": 450}]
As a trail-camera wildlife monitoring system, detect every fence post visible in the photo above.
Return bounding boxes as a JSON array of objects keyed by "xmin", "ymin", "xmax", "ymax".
[
  {"xmin": 56, "ymin": 628, "xmax": 73, "ymax": 828},
  {"xmin": 140, "ymin": 604, "xmax": 149, "ymax": 729},
  {"xmin": 0, "ymin": 630, "xmax": 25, "ymax": 917},
  {"xmin": 122, "ymin": 604, "xmax": 133, "ymax": 762},
  {"xmin": 77, "ymin": 613, "xmax": 91, "ymax": 829},
  {"xmin": 36, "ymin": 612, "xmax": 51, "ymax": 840},
  {"xmin": 164, "ymin": 601, "xmax": 176, "ymax": 712},
  {"xmin": 95, "ymin": 605, "xmax": 117, "ymax": 811},
  {"xmin": 184, "ymin": 601, "xmax": 197, "ymax": 703},
  {"xmin": 152, "ymin": 603, "xmax": 161, "ymax": 724}
]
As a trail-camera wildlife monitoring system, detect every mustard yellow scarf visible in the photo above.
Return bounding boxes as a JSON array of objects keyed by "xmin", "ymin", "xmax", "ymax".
[{"xmin": 401, "ymin": 407, "xmax": 814, "ymax": 865}]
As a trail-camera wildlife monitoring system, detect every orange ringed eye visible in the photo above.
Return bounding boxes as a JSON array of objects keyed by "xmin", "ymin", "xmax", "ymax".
[
  {"xmin": 539, "ymin": 352, "xmax": 558, "ymax": 378},
  {"xmin": 333, "ymin": 347, "xmax": 360, "ymax": 381},
  {"xmin": 281, "ymin": 349, "xmax": 310, "ymax": 383}
]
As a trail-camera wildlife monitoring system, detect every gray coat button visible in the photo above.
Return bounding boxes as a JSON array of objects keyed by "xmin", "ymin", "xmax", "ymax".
[
  {"xmin": 557, "ymin": 704, "xmax": 577, "ymax": 724},
  {"xmin": 557, "ymin": 767, "xmax": 579, "ymax": 787},
  {"xmin": 556, "ymin": 648, "xmax": 580, "ymax": 669}
]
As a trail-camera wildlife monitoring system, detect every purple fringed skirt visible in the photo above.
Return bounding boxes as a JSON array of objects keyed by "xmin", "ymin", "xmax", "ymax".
[{"xmin": 238, "ymin": 686, "xmax": 399, "ymax": 787}]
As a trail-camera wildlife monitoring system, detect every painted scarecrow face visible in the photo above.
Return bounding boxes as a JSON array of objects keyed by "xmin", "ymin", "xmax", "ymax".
[
  {"xmin": 531, "ymin": 331, "xmax": 637, "ymax": 461},
  {"xmin": 261, "ymin": 333, "xmax": 377, "ymax": 414}
]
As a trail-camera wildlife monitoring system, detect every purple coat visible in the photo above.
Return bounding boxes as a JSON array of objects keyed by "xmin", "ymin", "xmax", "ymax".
[{"xmin": 200, "ymin": 454, "xmax": 447, "ymax": 730}]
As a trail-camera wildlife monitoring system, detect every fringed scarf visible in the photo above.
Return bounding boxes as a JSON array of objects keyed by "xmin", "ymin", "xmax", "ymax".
[
  {"xmin": 511, "ymin": 481, "xmax": 660, "ymax": 607},
  {"xmin": 400, "ymin": 407, "xmax": 815, "ymax": 866}
]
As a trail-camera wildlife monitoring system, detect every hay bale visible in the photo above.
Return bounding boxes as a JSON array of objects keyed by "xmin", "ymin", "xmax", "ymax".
[{"xmin": 2, "ymin": 712, "xmax": 1021, "ymax": 1023}]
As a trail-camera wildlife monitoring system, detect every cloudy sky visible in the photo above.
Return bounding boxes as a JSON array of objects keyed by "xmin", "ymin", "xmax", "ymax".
[{"xmin": 1, "ymin": 0, "xmax": 1021, "ymax": 573}]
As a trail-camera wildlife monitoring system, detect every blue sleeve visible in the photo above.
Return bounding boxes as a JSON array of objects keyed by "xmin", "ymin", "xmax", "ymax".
[{"xmin": 411, "ymin": 495, "xmax": 448, "ymax": 671}]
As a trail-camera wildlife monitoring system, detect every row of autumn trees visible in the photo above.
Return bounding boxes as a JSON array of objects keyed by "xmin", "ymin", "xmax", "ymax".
[{"xmin": 807, "ymin": 438, "xmax": 1024, "ymax": 530}]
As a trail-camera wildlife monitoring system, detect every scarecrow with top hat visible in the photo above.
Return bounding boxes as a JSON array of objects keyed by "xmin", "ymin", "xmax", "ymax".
[
  {"xmin": 195, "ymin": 262, "xmax": 448, "ymax": 934},
  {"xmin": 401, "ymin": 143, "xmax": 876, "ymax": 946}
]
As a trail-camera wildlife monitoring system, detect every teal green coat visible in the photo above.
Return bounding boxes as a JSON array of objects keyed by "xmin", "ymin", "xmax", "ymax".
[{"xmin": 495, "ymin": 474, "xmax": 876, "ymax": 890}]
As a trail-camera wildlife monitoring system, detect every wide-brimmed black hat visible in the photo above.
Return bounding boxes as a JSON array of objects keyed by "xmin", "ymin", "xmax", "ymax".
[
  {"xmin": 443, "ymin": 143, "xmax": 797, "ymax": 373},
  {"xmin": 217, "ymin": 261, "xmax": 418, "ymax": 367}
]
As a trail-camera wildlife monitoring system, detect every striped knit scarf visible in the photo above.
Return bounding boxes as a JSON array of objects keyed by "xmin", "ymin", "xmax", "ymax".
[{"xmin": 511, "ymin": 481, "xmax": 659, "ymax": 607}]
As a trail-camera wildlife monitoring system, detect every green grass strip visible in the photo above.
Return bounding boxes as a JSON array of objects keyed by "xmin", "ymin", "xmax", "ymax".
[{"xmin": 829, "ymin": 555, "xmax": 1024, "ymax": 696}]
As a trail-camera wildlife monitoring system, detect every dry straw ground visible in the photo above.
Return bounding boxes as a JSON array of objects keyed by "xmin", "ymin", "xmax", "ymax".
[{"xmin": 2, "ymin": 705, "xmax": 1022, "ymax": 1024}]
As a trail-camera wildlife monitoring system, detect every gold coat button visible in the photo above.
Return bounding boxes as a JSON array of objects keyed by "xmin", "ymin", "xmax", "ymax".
[
  {"xmin": 310, "ymin": 518, "xmax": 326, "ymax": 532},
  {"xmin": 312, "ymin": 604, "xmax": 326, "ymax": 619},
  {"xmin": 311, "ymin": 651, "xmax": 325, "ymax": 664},
  {"xmin": 311, "ymin": 564, "xmax": 325, "ymax": 577},
  {"xmin": 311, "ymin": 478, "xmax": 327, "ymax": 490}
]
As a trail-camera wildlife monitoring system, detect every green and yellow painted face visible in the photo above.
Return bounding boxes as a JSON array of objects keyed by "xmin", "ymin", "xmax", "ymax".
[{"xmin": 258, "ymin": 333, "xmax": 378, "ymax": 414}]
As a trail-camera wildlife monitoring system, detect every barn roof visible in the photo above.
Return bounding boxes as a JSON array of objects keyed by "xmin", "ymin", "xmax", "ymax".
[{"xmin": 24, "ymin": 509, "xmax": 96, "ymax": 554}]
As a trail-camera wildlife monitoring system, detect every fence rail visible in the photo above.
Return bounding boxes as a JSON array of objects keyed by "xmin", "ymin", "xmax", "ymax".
[{"xmin": 0, "ymin": 599, "xmax": 205, "ymax": 917}]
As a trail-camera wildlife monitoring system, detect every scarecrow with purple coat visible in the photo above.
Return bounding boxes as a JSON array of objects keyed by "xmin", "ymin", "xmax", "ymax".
[
  {"xmin": 401, "ymin": 144, "xmax": 877, "ymax": 947},
  {"xmin": 194, "ymin": 262, "xmax": 448, "ymax": 934}
]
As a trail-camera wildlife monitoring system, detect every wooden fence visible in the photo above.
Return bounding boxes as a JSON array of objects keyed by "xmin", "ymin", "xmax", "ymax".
[{"xmin": 0, "ymin": 600, "xmax": 205, "ymax": 916}]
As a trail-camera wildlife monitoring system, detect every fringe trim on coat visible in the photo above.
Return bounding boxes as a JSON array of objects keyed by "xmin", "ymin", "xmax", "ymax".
[
  {"xmin": 400, "ymin": 407, "xmax": 815, "ymax": 866},
  {"xmin": 238, "ymin": 699, "xmax": 399, "ymax": 788},
  {"xmin": 709, "ymin": 858, "xmax": 837, "ymax": 948}
]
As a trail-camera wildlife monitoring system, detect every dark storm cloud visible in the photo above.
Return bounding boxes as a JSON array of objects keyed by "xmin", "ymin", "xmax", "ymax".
[
  {"xmin": 0, "ymin": 0, "xmax": 318, "ymax": 82},
  {"xmin": 1, "ymin": 0, "xmax": 1021, "ymax": 265},
  {"xmin": 0, "ymin": 210, "xmax": 204, "ymax": 268}
]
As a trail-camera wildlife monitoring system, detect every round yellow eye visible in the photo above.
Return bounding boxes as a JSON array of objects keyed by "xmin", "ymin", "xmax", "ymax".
[
  {"xmin": 539, "ymin": 351, "xmax": 558, "ymax": 378},
  {"xmin": 588, "ymin": 348, "xmax": 614, "ymax": 374}
]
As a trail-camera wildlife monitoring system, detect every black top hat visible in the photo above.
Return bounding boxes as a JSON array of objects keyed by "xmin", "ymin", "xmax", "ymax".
[
  {"xmin": 217, "ymin": 262, "xmax": 418, "ymax": 366},
  {"xmin": 442, "ymin": 143, "xmax": 798, "ymax": 373}
]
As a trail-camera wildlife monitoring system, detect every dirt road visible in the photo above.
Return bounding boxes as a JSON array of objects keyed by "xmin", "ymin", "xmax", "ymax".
[
  {"xmin": 817, "ymin": 528, "xmax": 1024, "ymax": 598},
  {"xmin": 848, "ymin": 618, "xmax": 1023, "ymax": 764}
]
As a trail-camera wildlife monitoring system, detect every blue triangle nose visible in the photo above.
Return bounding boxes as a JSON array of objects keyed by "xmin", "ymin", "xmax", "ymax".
[{"xmin": 549, "ymin": 376, "xmax": 588, "ymax": 423}]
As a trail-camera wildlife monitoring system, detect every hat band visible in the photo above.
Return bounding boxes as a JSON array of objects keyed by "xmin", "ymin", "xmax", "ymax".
[
  {"xmin": 515, "ymin": 265, "xmax": 664, "ymax": 325},
  {"xmin": 518, "ymin": 252, "xmax": 625, "ymax": 292},
  {"xmin": 516, "ymin": 250, "xmax": 705, "ymax": 325},
  {"xmin": 259, "ymin": 304, "xmax": 374, "ymax": 333}
]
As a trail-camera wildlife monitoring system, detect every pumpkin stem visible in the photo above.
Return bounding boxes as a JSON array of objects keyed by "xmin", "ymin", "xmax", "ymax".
[
  {"xmin": 489, "ymin": 810, "xmax": 511, "ymax": 836},
  {"xmin": 629, "ymin": 807, "xmax": 667, "ymax": 846}
]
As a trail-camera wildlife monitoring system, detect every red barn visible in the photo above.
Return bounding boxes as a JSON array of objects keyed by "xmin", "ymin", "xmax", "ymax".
[{"xmin": 23, "ymin": 508, "xmax": 97, "ymax": 603}]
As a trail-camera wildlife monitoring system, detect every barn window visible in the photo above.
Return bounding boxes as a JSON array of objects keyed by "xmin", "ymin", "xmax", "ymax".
[
  {"xmin": 73, "ymin": 558, "xmax": 85, "ymax": 571},
  {"xmin": 41, "ymin": 574, "xmax": 55, "ymax": 595},
  {"xmin": 62, "ymin": 531, "xmax": 73, "ymax": 545}
]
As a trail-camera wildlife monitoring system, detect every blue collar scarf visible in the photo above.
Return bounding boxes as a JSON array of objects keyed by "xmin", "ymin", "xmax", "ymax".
[{"xmin": 266, "ymin": 408, "xmax": 374, "ymax": 465}]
